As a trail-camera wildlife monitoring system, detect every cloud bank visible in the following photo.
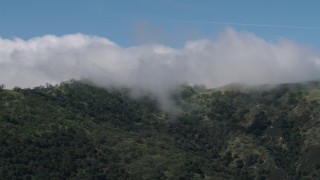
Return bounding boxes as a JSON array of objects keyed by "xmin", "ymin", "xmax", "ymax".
[{"xmin": 1, "ymin": 28, "xmax": 320, "ymax": 110}]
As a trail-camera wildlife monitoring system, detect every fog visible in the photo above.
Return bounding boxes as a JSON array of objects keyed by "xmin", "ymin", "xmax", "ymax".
[{"xmin": 1, "ymin": 28, "xmax": 320, "ymax": 111}]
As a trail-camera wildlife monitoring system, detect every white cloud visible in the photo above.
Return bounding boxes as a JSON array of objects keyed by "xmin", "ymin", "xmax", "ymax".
[{"xmin": 0, "ymin": 29, "xmax": 319, "ymax": 111}]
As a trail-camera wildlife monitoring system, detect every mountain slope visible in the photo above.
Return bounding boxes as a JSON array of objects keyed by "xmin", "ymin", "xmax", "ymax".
[{"xmin": 0, "ymin": 81, "xmax": 320, "ymax": 179}]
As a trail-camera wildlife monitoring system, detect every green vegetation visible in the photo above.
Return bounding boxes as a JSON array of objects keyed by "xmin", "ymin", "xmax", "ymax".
[{"xmin": 1, "ymin": 80, "xmax": 320, "ymax": 179}]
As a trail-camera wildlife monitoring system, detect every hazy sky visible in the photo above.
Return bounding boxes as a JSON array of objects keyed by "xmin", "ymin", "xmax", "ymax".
[{"xmin": 1, "ymin": 0, "xmax": 320, "ymax": 48}]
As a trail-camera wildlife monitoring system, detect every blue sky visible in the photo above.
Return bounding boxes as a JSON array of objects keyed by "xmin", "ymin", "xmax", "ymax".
[{"xmin": 1, "ymin": 0, "xmax": 320, "ymax": 48}]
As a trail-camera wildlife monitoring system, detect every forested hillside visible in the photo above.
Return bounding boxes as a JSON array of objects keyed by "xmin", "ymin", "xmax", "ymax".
[{"xmin": 0, "ymin": 80, "xmax": 320, "ymax": 179}]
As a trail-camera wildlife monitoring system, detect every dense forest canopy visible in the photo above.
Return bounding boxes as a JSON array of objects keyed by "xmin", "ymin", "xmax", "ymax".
[{"xmin": 0, "ymin": 80, "xmax": 320, "ymax": 179}]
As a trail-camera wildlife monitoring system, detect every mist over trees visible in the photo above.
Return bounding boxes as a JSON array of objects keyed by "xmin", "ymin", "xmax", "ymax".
[{"xmin": 1, "ymin": 29, "xmax": 320, "ymax": 113}]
